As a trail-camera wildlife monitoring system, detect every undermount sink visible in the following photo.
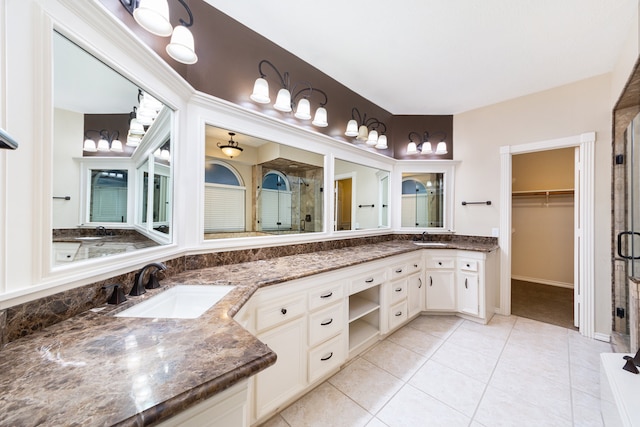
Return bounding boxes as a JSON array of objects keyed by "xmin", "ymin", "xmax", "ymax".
[
  {"xmin": 114, "ymin": 285, "xmax": 235, "ymax": 319},
  {"xmin": 75, "ymin": 236, "xmax": 103, "ymax": 241},
  {"xmin": 413, "ymin": 242, "xmax": 448, "ymax": 247}
]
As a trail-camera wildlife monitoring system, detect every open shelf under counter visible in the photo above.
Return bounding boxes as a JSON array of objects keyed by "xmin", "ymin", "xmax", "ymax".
[
  {"xmin": 349, "ymin": 295, "xmax": 380, "ymax": 323},
  {"xmin": 348, "ymin": 318, "xmax": 379, "ymax": 352}
]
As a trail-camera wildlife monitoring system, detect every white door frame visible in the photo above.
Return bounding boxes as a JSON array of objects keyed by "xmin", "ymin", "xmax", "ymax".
[{"xmin": 499, "ymin": 132, "xmax": 595, "ymax": 338}]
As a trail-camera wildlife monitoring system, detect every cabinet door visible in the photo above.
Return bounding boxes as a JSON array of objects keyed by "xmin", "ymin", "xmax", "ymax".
[
  {"xmin": 254, "ymin": 317, "xmax": 307, "ymax": 420},
  {"xmin": 425, "ymin": 270, "xmax": 456, "ymax": 310},
  {"xmin": 407, "ymin": 273, "xmax": 425, "ymax": 317},
  {"xmin": 457, "ymin": 272, "xmax": 479, "ymax": 316}
]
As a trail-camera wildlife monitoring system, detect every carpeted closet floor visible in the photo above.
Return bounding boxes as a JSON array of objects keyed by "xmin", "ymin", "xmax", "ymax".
[{"xmin": 511, "ymin": 279, "xmax": 577, "ymax": 329}]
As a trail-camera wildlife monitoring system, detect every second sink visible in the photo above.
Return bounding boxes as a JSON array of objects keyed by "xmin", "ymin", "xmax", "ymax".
[{"xmin": 115, "ymin": 285, "xmax": 235, "ymax": 319}]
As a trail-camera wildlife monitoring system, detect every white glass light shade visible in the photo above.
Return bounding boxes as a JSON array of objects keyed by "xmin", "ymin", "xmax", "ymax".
[
  {"xmin": 127, "ymin": 135, "xmax": 142, "ymax": 147},
  {"xmin": 129, "ymin": 119, "xmax": 145, "ymax": 136},
  {"xmin": 111, "ymin": 139, "xmax": 123, "ymax": 152},
  {"xmin": 356, "ymin": 125, "xmax": 369, "ymax": 141},
  {"xmin": 161, "ymin": 149, "xmax": 170, "ymax": 160},
  {"xmin": 312, "ymin": 107, "xmax": 328, "ymax": 127},
  {"xmin": 97, "ymin": 138, "xmax": 110, "ymax": 152},
  {"xmin": 83, "ymin": 138, "xmax": 97, "ymax": 152},
  {"xmin": 137, "ymin": 110, "xmax": 155, "ymax": 126},
  {"xmin": 435, "ymin": 141, "xmax": 448, "ymax": 154},
  {"xmin": 221, "ymin": 146, "xmax": 242, "ymax": 158},
  {"xmin": 421, "ymin": 142, "xmax": 433, "ymax": 154},
  {"xmin": 366, "ymin": 129, "xmax": 378, "ymax": 146},
  {"xmin": 133, "ymin": 0, "xmax": 172, "ymax": 37},
  {"xmin": 294, "ymin": 98, "xmax": 311, "ymax": 120},
  {"xmin": 407, "ymin": 142, "xmax": 418, "ymax": 154},
  {"xmin": 273, "ymin": 88, "xmax": 292, "ymax": 112},
  {"xmin": 154, "ymin": 148, "xmax": 162, "ymax": 157},
  {"xmin": 345, "ymin": 119, "xmax": 359, "ymax": 137},
  {"xmin": 142, "ymin": 92, "xmax": 163, "ymax": 111},
  {"xmin": 250, "ymin": 78, "xmax": 270, "ymax": 104},
  {"xmin": 166, "ymin": 25, "xmax": 198, "ymax": 64},
  {"xmin": 375, "ymin": 135, "xmax": 387, "ymax": 149}
]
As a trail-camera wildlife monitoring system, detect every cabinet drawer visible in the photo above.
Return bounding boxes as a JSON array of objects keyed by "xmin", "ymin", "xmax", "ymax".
[
  {"xmin": 388, "ymin": 300, "xmax": 408, "ymax": 331},
  {"xmin": 459, "ymin": 259, "xmax": 479, "ymax": 272},
  {"xmin": 426, "ymin": 257, "xmax": 455, "ymax": 269},
  {"xmin": 308, "ymin": 283, "xmax": 344, "ymax": 311},
  {"xmin": 389, "ymin": 262, "xmax": 409, "ymax": 279},
  {"xmin": 308, "ymin": 334, "xmax": 345, "ymax": 384},
  {"xmin": 406, "ymin": 257, "xmax": 423, "ymax": 275},
  {"xmin": 349, "ymin": 270, "xmax": 386, "ymax": 295},
  {"xmin": 309, "ymin": 303, "xmax": 344, "ymax": 347},
  {"xmin": 389, "ymin": 279, "xmax": 408, "ymax": 305},
  {"xmin": 255, "ymin": 295, "xmax": 306, "ymax": 333}
]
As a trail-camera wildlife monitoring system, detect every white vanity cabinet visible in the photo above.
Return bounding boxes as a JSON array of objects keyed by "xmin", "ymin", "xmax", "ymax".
[
  {"xmin": 383, "ymin": 253, "xmax": 423, "ymax": 333},
  {"xmin": 347, "ymin": 266, "xmax": 385, "ymax": 358},
  {"xmin": 251, "ymin": 288, "xmax": 308, "ymax": 422},
  {"xmin": 425, "ymin": 251, "xmax": 457, "ymax": 311},
  {"xmin": 407, "ymin": 272, "xmax": 425, "ymax": 318},
  {"xmin": 456, "ymin": 250, "xmax": 498, "ymax": 324}
]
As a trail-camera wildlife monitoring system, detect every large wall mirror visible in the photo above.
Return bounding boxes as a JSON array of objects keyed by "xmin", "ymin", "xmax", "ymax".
[
  {"xmin": 52, "ymin": 31, "xmax": 173, "ymax": 267},
  {"xmin": 204, "ymin": 125, "xmax": 324, "ymax": 239},
  {"xmin": 334, "ymin": 159, "xmax": 390, "ymax": 231}
]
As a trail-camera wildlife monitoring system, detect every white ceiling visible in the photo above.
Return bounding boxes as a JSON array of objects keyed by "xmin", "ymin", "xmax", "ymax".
[{"xmin": 204, "ymin": 0, "xmax": 637, "ymax": 114}]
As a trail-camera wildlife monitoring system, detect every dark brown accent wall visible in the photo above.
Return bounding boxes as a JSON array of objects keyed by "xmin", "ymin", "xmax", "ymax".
[
  {"xmin": 100, "ymin": 0, "xmax": 453, "ymax": 159},
  {"xmin": 391, "ymin": 115, "xmax": 454, "ymax": 160}
]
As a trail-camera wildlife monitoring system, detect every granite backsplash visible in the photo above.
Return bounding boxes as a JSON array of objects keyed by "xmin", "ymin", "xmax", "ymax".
[{"xmin": 0, "ymin": 233, "xmax": 497, "ymax": 347}]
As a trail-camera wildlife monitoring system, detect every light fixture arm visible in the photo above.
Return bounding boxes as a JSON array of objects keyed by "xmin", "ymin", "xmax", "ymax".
[
  {"xmin": 257, "ymin": 59, "xmax": 290, "ymax": 90},
  {"xmin": 176, "ymin": 0, "xmax": 194, "ymax": 27},
  {"xmin": 292, "ymin": 85, "xmax": 328, "ymax": 107}
]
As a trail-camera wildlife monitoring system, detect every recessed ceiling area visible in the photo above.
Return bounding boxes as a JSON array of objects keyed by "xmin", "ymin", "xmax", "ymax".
[{"xmin": 204, "ymin": 0, "xmax": 636, "ymax": 115}]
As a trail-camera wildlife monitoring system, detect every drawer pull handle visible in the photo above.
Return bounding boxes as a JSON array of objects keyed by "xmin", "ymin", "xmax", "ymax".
[
  {"xmin": 395, "ymin": 287, "xmax": 402, "ymax": 292},
  {"xmin": 320, "ymin": 318, "xmax": 333, "ymax": 326},
  {"xmin": 429, "ymin": 276, "xmax": 433, "ymax": 286},
  {"xmin": 320, "ymin": 292, "xmax": 333, "ymax": 299},
  {"xmin": 466, "ymin": 263, "xmax": 470, "ymax": 268},
  {"xmin": 365, "ymin": 278, "xmax": 374, "ymax": 283},
  {"xmin": 321, "ymin": 352, "xmax": 333, "ymax": 361},
  {"xmin": 281, "ymin": 308, "xmax": 287, "ymax": 315},
  {"xmin": 438, "ymin": 262, "xmax": 442, "ymax": 266},
  {"xmin": 395, "ymin": 311, "xmax": 403, "ymax": 317},
  {"xmin": 414, "ymin": 263, "xmax": 418, "ymax": 268},
  {"xmin": 465, "ymin": 278, "xmax": 468, "ymax": 289},
  {"xmin": 395, "ymin": 268, "xmax": 403, "ymax": 273},
  {"xmin": 418, "ymin": 278, "xmax": 422, "ymax": 288}
]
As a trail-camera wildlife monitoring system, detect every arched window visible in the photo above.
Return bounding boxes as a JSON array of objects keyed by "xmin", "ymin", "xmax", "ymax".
[{"xmin": 204, "ymin": 161, "xmax": 245, "ymax": 233}]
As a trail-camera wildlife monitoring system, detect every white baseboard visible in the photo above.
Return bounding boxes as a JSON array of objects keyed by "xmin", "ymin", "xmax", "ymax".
[
  {"xmin": 594, "ymin": 332, "xmax": 611, "ymax": 343},
  {"xmin": 511, "ymin": 275, "xmax": 574, "ymax": 289}
]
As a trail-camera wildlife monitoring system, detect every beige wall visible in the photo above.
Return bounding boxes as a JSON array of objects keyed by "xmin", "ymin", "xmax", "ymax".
[{"xmin": 453, "ymin": 73, "xmax": 612, "ymax": 335}]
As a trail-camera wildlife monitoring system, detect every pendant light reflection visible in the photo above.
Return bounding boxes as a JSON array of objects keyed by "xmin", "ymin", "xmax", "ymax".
[
  {"xmin": 217, "ymin": 132, "xmax": 243, "ymax": 158},
  {"xmin": 407, "ymin": 131, "xmax": 448, "ymax": 155}
]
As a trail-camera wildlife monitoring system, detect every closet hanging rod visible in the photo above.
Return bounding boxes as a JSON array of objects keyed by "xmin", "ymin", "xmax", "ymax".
[{"xmin": 512, "ymin": 189, "xmax": 574, "ymax": 197}]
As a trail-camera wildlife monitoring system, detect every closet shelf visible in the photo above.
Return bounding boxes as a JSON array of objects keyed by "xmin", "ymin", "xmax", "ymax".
[{"xmin": 512, "ymin": 189, "xmax": 574, "ymax": 197}]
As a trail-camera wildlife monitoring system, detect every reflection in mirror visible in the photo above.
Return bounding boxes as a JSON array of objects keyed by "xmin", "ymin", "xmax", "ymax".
[
  {"xmin": 334, "ymin": 159, "xmax": 390, "ymax": 231},
  {"xmin": 401, "ymin": 173, "xmax": 444, "ymax": 227},
  {"xmin": 52, "ymin": 31, "xmax": 173, "ymax": 266},
  {"xmin": 204, "ymin": 126, "xmax": 324, "ymax": 239}
]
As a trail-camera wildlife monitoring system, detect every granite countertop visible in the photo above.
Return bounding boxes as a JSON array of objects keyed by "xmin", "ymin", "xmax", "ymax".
[{"xmin": 0, "ymin": 239, "xmax": 497, "ymax": 426}]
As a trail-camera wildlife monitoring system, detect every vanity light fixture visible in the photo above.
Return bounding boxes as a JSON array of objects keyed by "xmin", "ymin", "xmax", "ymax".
[
  {"xmin": 345, "ymin": 107, "xmax": 388, "ymax": 149},
  {"xmin": 250, "ymin": 59, "xmax": 329, "ymax": 127},
  {"xmin": 217, "ymin": 132, "xmax": 243, "ymax": 158},
  {"xmin": 407, "ymin": 131, "xmax": 448, "ymax": 155},
  {"xmin": 83, "ymin": 130, "xmax": 123, "ymax": 153},
  {"xmin": 121, "ymin": 0, "xmax": 198, "ymax": 64}
]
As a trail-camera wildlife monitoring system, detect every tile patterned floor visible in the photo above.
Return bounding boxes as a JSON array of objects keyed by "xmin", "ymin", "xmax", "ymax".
[{"xmin": 260, "ymin": 315, "xmax": 614, "ymax": 427}]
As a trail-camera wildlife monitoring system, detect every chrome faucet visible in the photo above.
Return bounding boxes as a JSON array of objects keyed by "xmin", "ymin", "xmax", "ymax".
[
  {"xmin": 129, "ymin": 262, "xmax": 167, "ymax": 296},
  {"xmin": 421, "ymin": 231, "xmax": 430, "ymax": 242}
]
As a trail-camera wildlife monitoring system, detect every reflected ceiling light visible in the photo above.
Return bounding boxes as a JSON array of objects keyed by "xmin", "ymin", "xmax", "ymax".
[
  {"xmin": 122, "ymin": 0, "xmax": 198, "ymax": 65},
  {"xmin": 250, "ymin": 59, "xmax": 329, "ymax": 127},
  {"xmin": 345, "ymin": 107, "xmax": 387, "ymax": 149},
  {"xmin": 407, "ymin": 131, "xmax": 448, "ymax": 155},
  {"xmin": 217, "ymin": 132, "xmax": 243, "ymax": 158}
]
